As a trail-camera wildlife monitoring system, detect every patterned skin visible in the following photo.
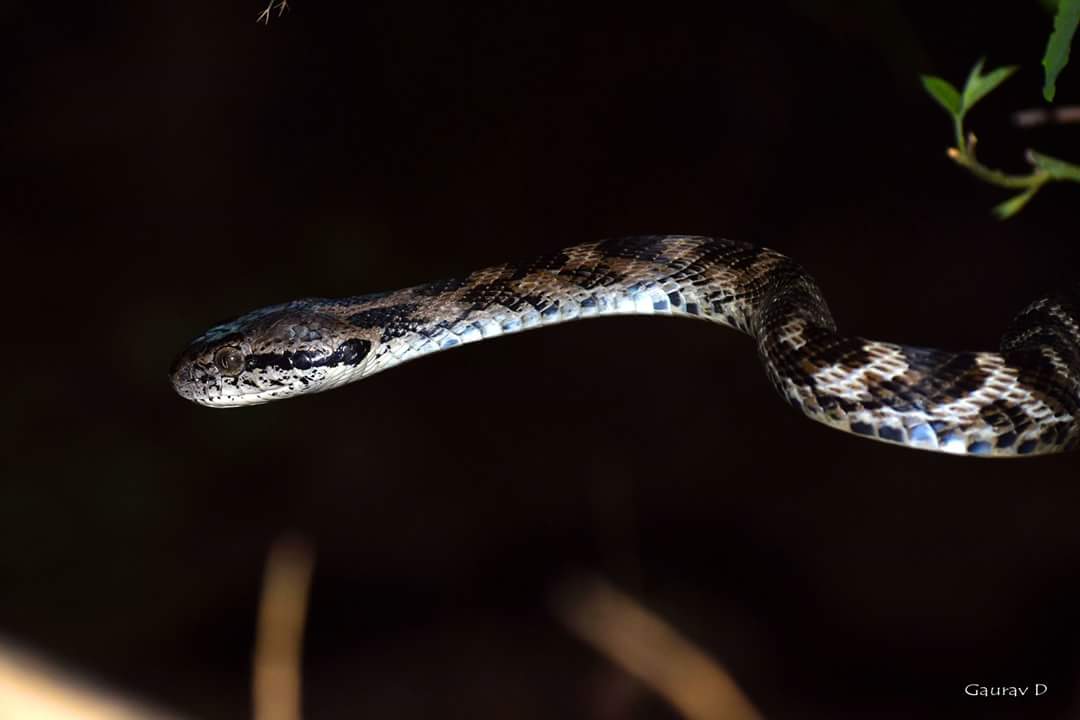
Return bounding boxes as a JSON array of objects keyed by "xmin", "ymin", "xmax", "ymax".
[{"xmin": 171, "ymin": 236, "xmax": 1080, "ymax": 457}]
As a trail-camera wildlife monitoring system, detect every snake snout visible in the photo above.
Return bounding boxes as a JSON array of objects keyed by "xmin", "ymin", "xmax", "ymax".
[
  {"xmin": 170, "ymin": 362, "xmax": 192, "ymax": 387},
  {"xmin": 168, "ymin": 355, "xmax": 200, "ymax": 401}
]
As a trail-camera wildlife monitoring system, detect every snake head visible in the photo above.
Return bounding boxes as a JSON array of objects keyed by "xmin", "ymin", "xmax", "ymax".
[{"xmin": 170, "ymin": 301, "xmax": 372, "ymax": 407}]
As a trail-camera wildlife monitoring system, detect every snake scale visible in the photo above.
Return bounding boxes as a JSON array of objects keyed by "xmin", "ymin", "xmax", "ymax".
[{"xmin": 171, "ymin": 236, "xmax": 1080, "ymax": 457}]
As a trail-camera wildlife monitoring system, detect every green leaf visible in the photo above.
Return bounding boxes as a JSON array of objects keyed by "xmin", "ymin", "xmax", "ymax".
[
  {"xmin": 920, "ymin": 75, "xmax": 962, "ymax": 116},
  {"xmin": 961, "ymin": 60, "xmax": 1018, "ymax": 113},
  {"xmin": 1028, "ymin": 149, "xmax": 1080, "ymax": 181},
  {"xmin": 992, "ymin": 186, "xmax": 1040, "ymax": 219},
  {"xmin": 1043, "ymin": 0, "xmax": 1080, "ymax": 101}
]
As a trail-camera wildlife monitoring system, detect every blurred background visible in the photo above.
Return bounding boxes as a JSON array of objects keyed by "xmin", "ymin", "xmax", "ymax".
[{"xmin": 5, "ymin": 1, "xmax": 1080, "ymax": 717}]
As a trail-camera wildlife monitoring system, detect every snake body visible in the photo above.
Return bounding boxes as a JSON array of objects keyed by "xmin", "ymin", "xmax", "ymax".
[{"xmin": 171, "ymin": 236, "xmax": 1080, "ymax": 457}]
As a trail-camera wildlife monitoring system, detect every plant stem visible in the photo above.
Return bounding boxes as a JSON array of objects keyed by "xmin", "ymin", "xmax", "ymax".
[
  {"xmin": 953, "ymin": 115, "xmax": 966, "ymax": 154},
  {"xmin": 946, "ymin": 149, "xmax": 1048, "ymax": 190}
]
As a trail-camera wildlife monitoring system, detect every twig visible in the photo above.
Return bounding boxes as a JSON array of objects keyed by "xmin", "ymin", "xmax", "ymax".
[
  {"xmin": 257, "ymin": 0, "xmax": 290, "ymax": 25},
  {"xmin": 947, "ymin": 141, "xmax": 1047, "ymax": 190},
  {"xmin": 551, "ymin": 574, "xmax": 762, "ymax": 720}
]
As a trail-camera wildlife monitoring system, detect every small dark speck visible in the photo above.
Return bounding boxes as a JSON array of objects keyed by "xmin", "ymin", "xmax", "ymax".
[
  {"xmin": 850, "ymin": 421, "xmax": 874, "ymax": 436},
  {"xmin": 878, "ymin": 425, "xmax": 904, "ymax": 443}
]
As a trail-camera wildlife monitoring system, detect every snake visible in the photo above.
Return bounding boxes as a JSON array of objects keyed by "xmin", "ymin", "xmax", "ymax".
[{"xmin": 170, "ymin": 236, "xmax": 1080, "ymax": 457}]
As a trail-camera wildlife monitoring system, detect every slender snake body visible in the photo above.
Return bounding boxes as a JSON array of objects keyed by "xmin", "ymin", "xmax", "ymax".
[{"xmin": 171, "ymin": 236, "xmax": 1080, "ymax": 457}]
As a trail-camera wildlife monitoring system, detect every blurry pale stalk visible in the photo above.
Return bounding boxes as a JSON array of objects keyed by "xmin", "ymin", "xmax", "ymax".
[
  {"xmin": 1012, "ymin": 106, "xmax": 1080, "ymax": 127},
  {"xmin": 552, "ymin": 575, "xmax": 762, "ymax": 720},
  {"xmin": 0, "ymin": 639, "xmax": 182, "ymax": 720},
  {"xmin": 253, "ymin": 534, "xmax": 315, "ymax": 720}
]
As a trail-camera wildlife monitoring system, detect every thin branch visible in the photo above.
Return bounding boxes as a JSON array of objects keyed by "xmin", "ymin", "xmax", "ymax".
[
  {"xmin": 257, "ymin": 0, "xmax": 290, "ymax": 25},
  {"xmin": 946, "ymin": 146, "xmax": 1049, "ymax": 190}
]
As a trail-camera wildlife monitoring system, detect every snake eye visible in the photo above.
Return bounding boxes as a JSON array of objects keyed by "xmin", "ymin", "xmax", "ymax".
[{"xmin": 214, "ymin": 346, "xmax": 246, "ymax": 376}]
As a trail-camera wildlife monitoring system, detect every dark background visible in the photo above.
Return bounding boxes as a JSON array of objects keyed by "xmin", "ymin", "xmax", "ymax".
[{"xmin": 5, "ymin": 1, "xmax": 1080, "ymax": 718}]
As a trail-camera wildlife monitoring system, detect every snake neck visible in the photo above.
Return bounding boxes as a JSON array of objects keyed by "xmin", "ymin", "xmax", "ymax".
[{"xmin": 356, "ymin": 238, "xmax": 781, "ymax": 379}]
